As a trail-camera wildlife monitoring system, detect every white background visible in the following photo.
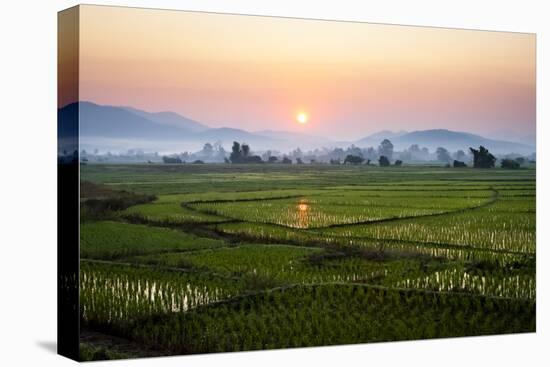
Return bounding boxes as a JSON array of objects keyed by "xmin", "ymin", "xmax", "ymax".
[{"xmin": 0, "ymin": 0, "xmax": 547, "ymax": 365}]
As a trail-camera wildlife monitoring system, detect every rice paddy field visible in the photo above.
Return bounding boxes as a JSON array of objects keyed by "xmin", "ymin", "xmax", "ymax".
[{"xmin": 78, "ymin": 164, "xmax": 536, "ymax": 360}]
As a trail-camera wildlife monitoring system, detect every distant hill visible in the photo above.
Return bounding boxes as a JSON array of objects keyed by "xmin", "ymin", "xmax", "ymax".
[
  {"xmin": 57, "ymin": 102, "xmax": 79, "ymax": 139},
  {"xmin": 61, "ymin": 102, "xmax": 535, "ymax": 155},
  {"xmin": 364, "ymin": 130, "xmax": 408, "ymax": 141},
  {"xmin": 123, "ymin": 106, "xmax": 208, "ymax": 133},
  {"xmin": 354, "ymin": 130, "xmax": 408, "ymax": 147},
  {"xmin": 73, "ymin": 101, "xmax": 271, "ymax": 143},
  {"xmin": 65, "ymin": 102, "xmax": 280, "ymax": 152},
  {"xmin": 357, "ymin": 129, "xmax": 534, "ymax": 154},
  {"xmin": 78, "ymin": 102, "xmax": 191, "ymax": 140}
]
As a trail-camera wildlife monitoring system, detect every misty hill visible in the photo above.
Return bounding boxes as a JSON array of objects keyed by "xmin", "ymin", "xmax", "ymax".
[
  {"xmin": 62, "ymin": 102, "xmax": 534, "ymax": 155},
  {"xmin": 357, "ymin": 129, "xmax": 534, "ymax": 154},
  {"xmin": 364, "ymin": 130, "xmax": 408, "ymax": 142},
  {"xmin": 77, "ymin": 102, "xmax": 192, "ymax": 140},
  {"xmin": 123, "ymin": 106, "xmax": 208, "ymax": 133},
  {"xmin": 65, "ymin": 102, "xmax": 280, "ymax": 152},
  {"xmin": 72, "ymin": 101, "xmax": 272, "ymax": 143},
  {"xmin": 58, "ymin": 102, "xmax": 79, "ymax": 138}
]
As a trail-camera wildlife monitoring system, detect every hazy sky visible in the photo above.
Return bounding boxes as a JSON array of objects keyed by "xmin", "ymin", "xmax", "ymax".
[{"xmin": 75, "ymin": 5, "xmax": 536, "ymax": 140}]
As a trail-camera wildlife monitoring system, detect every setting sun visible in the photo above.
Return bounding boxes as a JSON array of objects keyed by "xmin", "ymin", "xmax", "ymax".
[{"xmin": 296, "ymin": 112, "xmax": 308, "ymax": 124}]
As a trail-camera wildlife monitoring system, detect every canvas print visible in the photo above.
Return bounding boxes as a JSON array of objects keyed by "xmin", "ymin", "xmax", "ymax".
[{"xmin": 58, "ymin": 5, "xmax": 536, "ymax": 361}]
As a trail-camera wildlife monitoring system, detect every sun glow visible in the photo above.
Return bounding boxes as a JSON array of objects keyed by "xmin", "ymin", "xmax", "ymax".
[{"xmin": 296, "ymin": 112, "xmax": 308, "ymax": 124}]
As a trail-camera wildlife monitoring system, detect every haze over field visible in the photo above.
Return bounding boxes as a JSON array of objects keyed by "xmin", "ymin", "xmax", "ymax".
[{"xmin": 63, "ymin": 101, "xmax": 535, "ymax": 157}]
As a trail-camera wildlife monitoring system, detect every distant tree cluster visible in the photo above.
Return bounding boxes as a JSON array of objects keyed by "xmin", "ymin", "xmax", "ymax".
[
  {"xmin": 470, "ymin": 146, "xmax": 496, "ymax": 168},
  {"xmin": 378, "ymin": 139, "xmax": 394, "ymax": 160},
  {"xmin": 378, "ymin": 156, "xmax": 390, "ymax": 167},
  {"xmin": 343, "ymin": 154, "xmax": 364, "ymax": 165},
  {"xmin": 162, "ymin": 156, "xmax": 182, "ymax": 164},
  {"xmin": 436, "ymin": 147, "xmax": 452, "ymax": 163},
  {"xmin": 229, "ymin": 142, "xmax": 262, "ymax": 163},
  {"xmin": 85, "ymin": 134, "xmax": 533, "ymax": 168},
  {"xmin": 501, "ymin": 159, "xmax": 520, "ymax": 169}
]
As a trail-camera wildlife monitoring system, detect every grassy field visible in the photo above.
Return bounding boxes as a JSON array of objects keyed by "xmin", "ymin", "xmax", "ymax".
[{"xmin": 79, "ymin": 164, "xmax": 536, "ymax": 359}]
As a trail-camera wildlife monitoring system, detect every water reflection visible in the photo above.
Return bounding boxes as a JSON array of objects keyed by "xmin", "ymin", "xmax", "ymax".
[{"xmin": 297, "ymin": 199, "xmax": 310, "ymax": 228}]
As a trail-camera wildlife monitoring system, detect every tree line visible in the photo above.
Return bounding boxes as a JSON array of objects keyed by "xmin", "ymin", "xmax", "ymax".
[{"xmin": 157, "ymin": 139, "xmax": 526, "ymax": 169}]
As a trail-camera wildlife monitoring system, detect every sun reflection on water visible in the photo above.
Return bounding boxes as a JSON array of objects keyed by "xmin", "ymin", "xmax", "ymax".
[{"xmin": 297, "ymin": 199, "xmax": 310, "ymax": 228}]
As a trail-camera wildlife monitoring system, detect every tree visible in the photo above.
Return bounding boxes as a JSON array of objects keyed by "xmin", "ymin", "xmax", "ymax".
[
  {"xmin": 515, "ymin": 157, "xmax": 526, "ymax": 165},
  {"xmin": 453, "ymin": 160, "xmax": 467, "ymax": 168},
  {"xmin": 346, "ymin": 144, "xmax": 362, "ymax": 158},
  {"xmin": 501, "ymin": 159, "xmax": 520, "ymax": 169},
  {"xmin": 330, "ymin": 148, "xmax": 346, "ymax": 161},
  {"xmin": 292, "ymin": 148, "xmax": 303, "ymax": 160},
  {"xmin": 470, "ymin": 146, "xmax": 496, "ymax": 168},
  {"xmin": 378, "ymin": 139, "xmax": 394, "ymax": 160},
  {"xmin": 394, "ymin": 160, "xmax": 403, "ymax": 166},
  {"xmin": 364, "ymin": 147, "xmax": 377, "ymax": 161},
  {"xmin": 230, "ymin": 142, "xmax": 241, "ymax": 163},
  {"xmin": 214, "ymin": 146, "xmax": 227, "ymax": 162},
  {"xmin": 408, "ymin": 144, "xmax": 420, "ymax": 154},
  {"xmin": 454, "ymin": 150, "xmax": 466, "ymax": 161},
  {"xmin": 268, "ymin": 156, "xmax": 278, "ymax": 163},
  {"xmin": 202, "ymin": 143, "xmax": 214, "ymax": 157},
  {"xmin": 247, "ymin": 155, "xmax": 263, "ymax": 163},
  {"xmin": 379, "ymin": 156, "xmax": 390, "ymax": 167},
  {"xmin": 229, "ymin": 141, "xmax": 263, "ymax": 163},
  {"xmin": 343, "ymin": 154, "xmax": 365, "ymax": 165},
  {"xmin": 330, "ymin": 159, "xmax": 341, "ymax": 165},
  {"xmin": 296, "ymin": 157, "xmax": 304, "ymax": 164},
  {"xmin": 405, "ymin": 144, "xmax": 425, "ymax": 161},
  {"xmin": 282, "ymin": 157, "xmax": 292, "ymax": 164},
  {"xmin": 436, "ymin": 147, "xmax": 451, "ymax": 163},
  {"xmin": 162, "ymin": 156, "xmax": 182, "ymax": 164},
  {"xmin": 241, "ymin": 144, "xmax": 250, "ymax": 157}
]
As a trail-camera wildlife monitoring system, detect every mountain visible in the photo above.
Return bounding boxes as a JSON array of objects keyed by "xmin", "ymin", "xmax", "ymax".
[
  {"xmin": 488, "ymin": 130, "xmax": 536, "ymax": 147},
  {"xmin": 65, "ymin": 102, "xmax": 280, "ymax": 152},
  {"xmin": 78, "ymin": 102, "xmax": 192, "ymax": 140},
  {"xmin": 58, "ymin": 102, "xmax": 79, "ymax": 139},
  {"xmin": 358, "ymin": 129, "xmax": 534, "ymax": 154},
  {"xmin": 355, "ymin": 130, "xmax": 407, "ymax": 147},
  {"xmin": 366, "ymin": 130, "xmax": 408, "ymax": 141},
  {"xmin": 58, "ymin": 102, "xmax": 79, "ymax": 155},
  {"xmin": 123, "ymin": 106, "xmax": 208, "ymax": 133},
  {"xmin": 62, "ymin": 102, "xmax": 535, "ymax": 155}
]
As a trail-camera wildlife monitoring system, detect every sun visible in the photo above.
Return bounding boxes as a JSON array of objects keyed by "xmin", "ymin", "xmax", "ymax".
[{"xmin": 296, "ymin": 112, "xmax": 308, "ymax": 124}]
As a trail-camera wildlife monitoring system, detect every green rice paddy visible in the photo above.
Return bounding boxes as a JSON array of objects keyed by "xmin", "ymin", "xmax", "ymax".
[{"xmin": 78, "ymin": 164, "xmax": 536, "ymax": 359}]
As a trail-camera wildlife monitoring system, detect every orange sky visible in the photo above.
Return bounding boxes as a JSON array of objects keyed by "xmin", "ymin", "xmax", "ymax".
[{"xmin": 74, "ymin": 5, "xmax": 535, "ymax": 139}]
